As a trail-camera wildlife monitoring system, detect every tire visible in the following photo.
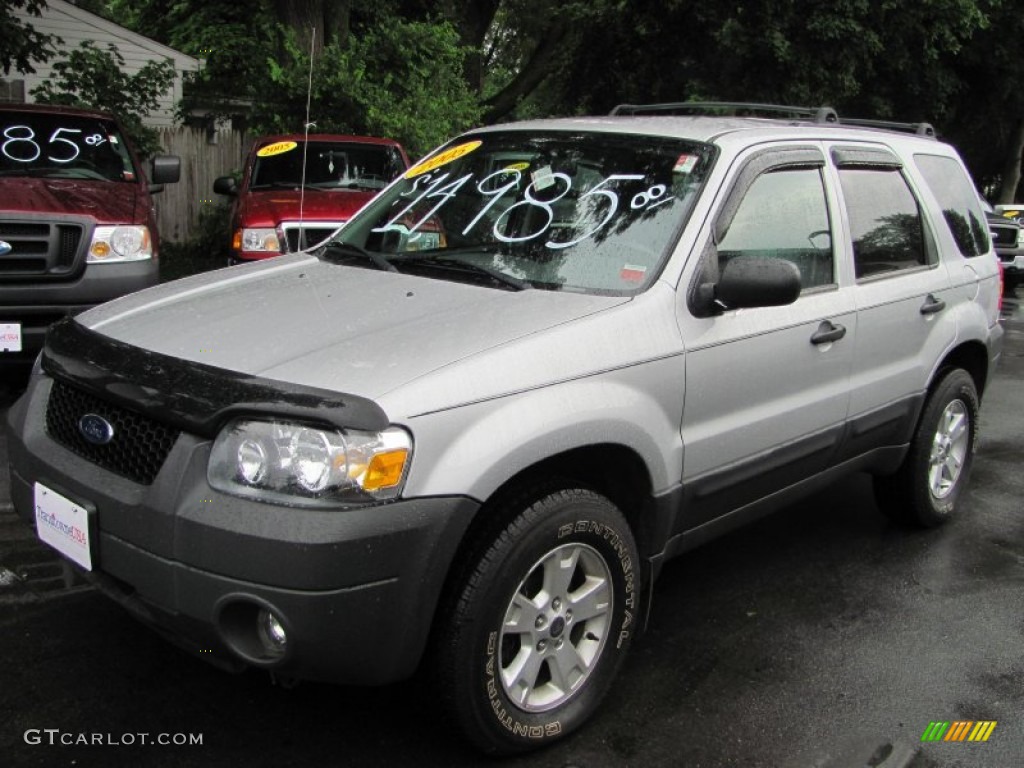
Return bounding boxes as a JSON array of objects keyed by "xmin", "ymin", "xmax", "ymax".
[
  {"xmin": 874, "ymin": 368, "xmax": 979, "ymax": 527},
  {"xmin": 435, "ymin": 487, "xmax": 640, "ymax": 754}
]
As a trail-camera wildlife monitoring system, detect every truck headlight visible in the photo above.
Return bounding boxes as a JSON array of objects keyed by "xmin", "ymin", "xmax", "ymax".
[
  {"xmin": 87, "ymin": 225, "xmax": 153, "ymax": 262},
  {"xmin": 208, "ymin": 419, "xmax": 412, "ymax": 506},
  {"xmin": 237, "ymin": 228, "xmax": 281, "ymax": 253}
]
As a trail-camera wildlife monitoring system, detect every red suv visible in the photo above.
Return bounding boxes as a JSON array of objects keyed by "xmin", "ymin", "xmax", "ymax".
[
  {"xmin": 214, "ymin": 133, "xmax": 409, "ymax": 263},
  {"xmin": 0, "ymin": 103, "xmax": 180, "ymax": 379}
]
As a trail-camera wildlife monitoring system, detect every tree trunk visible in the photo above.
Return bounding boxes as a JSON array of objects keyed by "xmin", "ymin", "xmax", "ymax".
[
  {"xmin": 999, "ymin": 117, "xmax": 1024, "ymax": 204},
  {"xmin": 272, "ymin": 0, "xmax": 352, "ymax": 55},
  {"xmin": 482, "ymin": 19, "xmax": 569, "ymax": 122}
]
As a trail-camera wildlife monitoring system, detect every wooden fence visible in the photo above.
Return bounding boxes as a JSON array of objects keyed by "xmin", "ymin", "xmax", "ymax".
[{"xmin": 152, "ymin": 126, "xmax": 251, "ymax": 243}]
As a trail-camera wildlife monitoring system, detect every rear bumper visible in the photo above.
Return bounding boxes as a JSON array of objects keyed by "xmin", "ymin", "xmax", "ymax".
[{"xmin": 6, "ymin": 375, "xmax": 478, "ymax": 685}]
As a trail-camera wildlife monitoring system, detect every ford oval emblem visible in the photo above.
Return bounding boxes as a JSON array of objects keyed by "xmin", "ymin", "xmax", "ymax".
[
  {"xmin": 79, "ymin": 413, "xmax": 115, "ymax": 446},
  {"xmin": 0, "ymin": 241, "xmax": 12, "ymax": 256}
]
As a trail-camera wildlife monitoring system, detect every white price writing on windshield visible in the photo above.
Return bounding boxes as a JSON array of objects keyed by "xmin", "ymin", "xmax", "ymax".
[
  {"xmin": 374, "ymin": 168, "xmax": 676, "ymax": 249},
  {"xmin": 2, "ymin": 124, "xmax": 84, "ymax": 164}
]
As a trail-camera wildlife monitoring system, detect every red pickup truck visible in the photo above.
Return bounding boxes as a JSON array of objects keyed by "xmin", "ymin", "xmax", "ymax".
[
  {"xmin": 214, "ymin": 133, "xmax": 409, "ymax": 263},
  {"xmin": 0, "ymin": 103, "xmax": 179, "ymax": 381}
]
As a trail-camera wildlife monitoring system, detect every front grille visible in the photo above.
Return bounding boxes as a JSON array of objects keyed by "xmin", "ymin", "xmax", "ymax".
[
  {"xmin": 0, "ymin": 218, "xmax": 86, "ymax": 278},
  {"xmin": 282, "ymin": 223, "xmax": 344, "ymax": 253},
  {"xmin": 45, "ymin": 380, "xmax": 180, "ymax": 485},
  {"xmin": 57, "ymin": 226, "xmax": 83, "ymax": 268},
  {"xmin": 0, "ymin": 222, "xmax": 49, "ymax": 238}
]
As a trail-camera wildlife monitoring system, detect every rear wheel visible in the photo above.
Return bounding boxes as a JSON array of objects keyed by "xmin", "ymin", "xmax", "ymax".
[
  {"xmin": 435, "ymin": 487, "xmax": 639, "ymax": 754},
  {"xmin": 874, "ymin": 368, "xmax": 979, "ymax": 527}
]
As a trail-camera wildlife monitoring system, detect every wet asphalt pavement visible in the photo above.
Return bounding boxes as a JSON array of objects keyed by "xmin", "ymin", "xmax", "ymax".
[{"xmin": 0, "ymin": 294, "xmax": 1021, "ymax": 768}]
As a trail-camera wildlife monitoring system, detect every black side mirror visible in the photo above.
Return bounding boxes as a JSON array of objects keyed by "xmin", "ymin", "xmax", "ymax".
[
  {"xmin": 714, "ymin": 256, "xmax": 802, "ymax": 310},
  {"xmin": 213, "ymin": 176, "xmax": 238, "ymax": 196},
  {"xmin": 151, "ymin": 155, "xmax": 181, "ymax": 185}
]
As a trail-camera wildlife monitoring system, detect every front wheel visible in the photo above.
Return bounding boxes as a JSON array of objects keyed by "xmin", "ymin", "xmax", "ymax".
[
  {"xmin": 435, "ymin": 488, "xmax": 640, "ymax": 754},
  {"xmin": 874, "ymin": 368, "xmax": 979, "ymax": 527}
]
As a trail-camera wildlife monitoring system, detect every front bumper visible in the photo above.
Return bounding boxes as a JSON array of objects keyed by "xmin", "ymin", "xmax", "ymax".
[
  {"xmin": 995, "ymin": 246, "xmax": 1024, "ymax": 276},
  {"xmin": 0, "ymin": 260, "xmax": 158, "ymax": 372},
  {"xmin": 6, "ymin": 374, "xmax": 478, "ymax": 685}
]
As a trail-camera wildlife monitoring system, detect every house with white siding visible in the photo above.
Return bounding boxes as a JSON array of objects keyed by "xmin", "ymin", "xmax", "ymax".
[{"xmin": 1, "ymin": 0, "xmax": 200, "ymax": 127}]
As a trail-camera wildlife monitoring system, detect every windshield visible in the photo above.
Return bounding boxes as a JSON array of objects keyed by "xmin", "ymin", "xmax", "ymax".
[
  {"xmin": 325, "ymin": 130, "xmax": 714, "ymax": 294},
  {"xmin": 250, "ymin": 140, "xmax": 406, "ymax": 191},
  {"xmin": 0, "ymin": 112, "xmax": 138, "ymax": 182}
]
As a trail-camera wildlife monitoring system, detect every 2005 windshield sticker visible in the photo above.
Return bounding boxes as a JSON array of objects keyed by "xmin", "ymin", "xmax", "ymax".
[
  {"xmin": 404, "ymin": 140, "xmax": 483, "ymax": 179},
  {"xmin": 379, "ymin": 164, "xmax": 677, "ymax": 251},
  {"xmin": 257, "ymin": 140, "xmax": 298, "ymax": 157},
  {"xmin": 2, "ymin": 124, "xmax": 110, "ymax": 164}
]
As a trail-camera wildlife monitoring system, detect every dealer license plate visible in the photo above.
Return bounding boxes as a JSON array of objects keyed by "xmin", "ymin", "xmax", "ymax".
[
  {"xmin": 34, "ymin": 482, "xmax": 93, "ymax": 571},
  {"xmin": 0, "ymin": 323, "xmax": 21, "ymax": 352}
]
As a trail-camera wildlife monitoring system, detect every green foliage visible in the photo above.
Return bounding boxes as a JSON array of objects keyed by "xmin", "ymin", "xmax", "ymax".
[
  {"xmin": 252, "ymin": 19, "xmax": 480, "ymax": 157},
  {"xmin": 80, "ymin": 1, "xmax": 1024, "ymax": 196},
  {"xmin": 0, "ymin": 0, "xmax": 59, "ymax": 75},
  {"xmin": 160, "ymin": 200, "xmax": 233, "ymax": 281},
  {"xmin": 31, "ymin": 41, "xmax": 175, "ymax": 157}
]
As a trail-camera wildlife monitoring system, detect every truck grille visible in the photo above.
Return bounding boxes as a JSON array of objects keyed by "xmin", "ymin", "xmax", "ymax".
[
  {"xmin": 45, "ymin": 380, "xmax": 180, "ymax": 485},
  {"xmin": 0, "ymin": 218, "xmax": 86, "ymax": 278},
  {"xmin": 282, "ymin": 222, "xmax": 344, "ymax": 253}
]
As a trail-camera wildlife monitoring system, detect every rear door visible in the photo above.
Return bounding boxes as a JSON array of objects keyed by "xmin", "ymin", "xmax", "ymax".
[{"xmin": 826, "ymin": 144, "xmax": 956, "ymax": 459}]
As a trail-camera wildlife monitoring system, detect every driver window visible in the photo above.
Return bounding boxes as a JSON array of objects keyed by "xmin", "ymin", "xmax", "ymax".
[{"xmin": 718, "ymin": 167, "xmax": 834, "ymax": 289}]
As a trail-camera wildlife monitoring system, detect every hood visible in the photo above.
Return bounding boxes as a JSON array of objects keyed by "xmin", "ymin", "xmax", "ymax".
[
  {"xmin": 0, "ymin": 176, "xmax": 139, "ymax": 222},
  {"xmin": 80, "ymin": 255, "xmax": 629, "ymax": 402},
  {"xmin": 239, "ymin": 188, "xmax": 377, "ymax": 226}
]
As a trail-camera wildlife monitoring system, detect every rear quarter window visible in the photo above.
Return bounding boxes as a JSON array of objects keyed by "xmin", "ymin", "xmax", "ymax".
[{"xmin": 914, "ymin": 153, "xmax": 989, "ymax": 258}]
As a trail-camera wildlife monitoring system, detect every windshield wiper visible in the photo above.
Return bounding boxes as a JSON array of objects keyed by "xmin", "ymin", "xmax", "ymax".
[
  {"xmin": 321, "ymin": 242, "xmax": 397, "ymax": 272},
  {"xmin": 391, "ymin": 252, "xmax": 531, "ymax": 291}
]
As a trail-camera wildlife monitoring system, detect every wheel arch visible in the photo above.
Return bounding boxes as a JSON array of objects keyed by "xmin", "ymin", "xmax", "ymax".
[
  {"xmin": 932, "ymin": 340, "xmax": 988, "ymax": 400},
  {"xmin": 427, "ymin": 443, "xmax": 658, "ymax": 652}
]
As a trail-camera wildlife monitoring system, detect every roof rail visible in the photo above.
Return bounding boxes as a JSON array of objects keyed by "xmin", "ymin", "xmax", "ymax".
[
  {"xmin": 610, "ymin": 102, "xmax": 838, "ymax": 123},
  {"xmin": 836, "ymin": 117, "xmax": 935, "ymax": 137},
  {"xmin": 608, "ymin": 101, "xmax": 936, "ymax": 137}
]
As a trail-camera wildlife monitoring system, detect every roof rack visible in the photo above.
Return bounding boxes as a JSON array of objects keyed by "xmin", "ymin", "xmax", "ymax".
[
  {"xmin": 610, "ymin": 102, "xmax": 838, "ymax": 123},
  {"xmin": 836, "ymin": 117, "xmax": 935, "ymax": 137},
  {"xmin": 608, "ymin": 101, "xmax": 935, "ymax": 137}
]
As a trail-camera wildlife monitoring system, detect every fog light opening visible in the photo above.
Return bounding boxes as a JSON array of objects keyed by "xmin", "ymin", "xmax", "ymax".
[{"xmin": 257, "ymin": 608, "xmax": 288, "ymax": 656}]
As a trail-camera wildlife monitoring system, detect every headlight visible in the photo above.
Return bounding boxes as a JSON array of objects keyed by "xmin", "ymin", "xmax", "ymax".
[
  {"xmin": 87, "ymin": 225, "xmax": 152, "ymax": 262},
  {"xmin": 208, "ymin": 419, "xmax": 412, "ymax": 506},
  {"xmin": 1016, "ymin": 228, "xmax": 1024, "ymax": 247},
  {"xmin": 237, "ymin": 228, "xmax": 281, "ymax": 253}
]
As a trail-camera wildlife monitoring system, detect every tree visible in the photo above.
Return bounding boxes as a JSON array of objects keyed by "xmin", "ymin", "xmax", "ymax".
[
  {"xmin": 937, "ymin": 1, "xmax": 1024, "ymax": 201},
  {"xmin": 0, "ymin": 0, "xmax": 59, "ymax": 75},
  {"xmin": 252, "ymin": 18, "xmax": 480, "ymax": 156},
  {"xmin": 31, "ymin": 41, "xmax": 175, "ymax": 157}
]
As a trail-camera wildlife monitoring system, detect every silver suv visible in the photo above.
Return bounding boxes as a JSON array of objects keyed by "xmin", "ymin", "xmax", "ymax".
[{"xmin": 5, "ymin": 103, "xmax": 1004, "ymax": 754}]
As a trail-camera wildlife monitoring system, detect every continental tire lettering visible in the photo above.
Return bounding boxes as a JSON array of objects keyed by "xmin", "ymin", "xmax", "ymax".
[
  {"xmin": 558, "ymin": 518, "xmax": 639, "ymax": 648},
  {"xmin": 484, "ymin": 630, "xmax": 562, "ymax": 738}
]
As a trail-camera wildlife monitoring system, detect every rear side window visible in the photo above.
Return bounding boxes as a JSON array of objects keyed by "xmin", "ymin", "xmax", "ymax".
[
  {"xmin": 838, "ymin": 168, "xmax": 930, "ymax": 279},
  {"xmin": 914, "ymin": 153, "xmax": 989, "ymax": 258}
]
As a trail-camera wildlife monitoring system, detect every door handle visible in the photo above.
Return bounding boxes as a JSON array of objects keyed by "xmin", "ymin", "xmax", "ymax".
[
  {"xmin": 811, "ymin": 320, "xmax": 846, "ymax": 345},
  {"xmin": 920, "ymin": 294, "xmax": 946, "ymax": 315}
]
